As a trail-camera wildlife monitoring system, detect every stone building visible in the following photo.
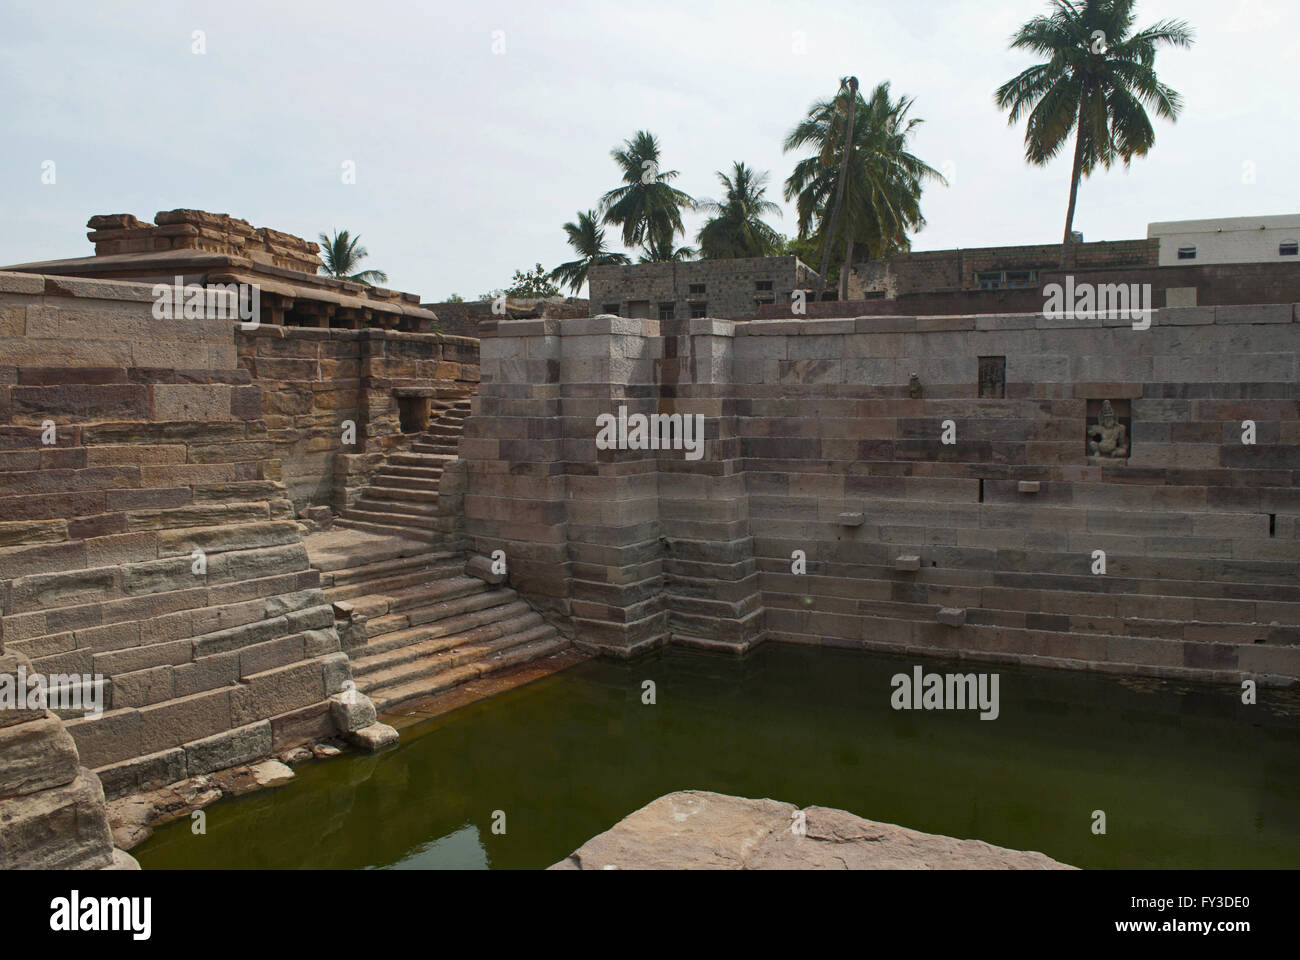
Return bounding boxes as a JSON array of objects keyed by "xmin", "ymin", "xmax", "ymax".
[
  {"xmin": 424, "ymin": 296, "xmax": 588, "ymax": 339},
  {"xmin": 587, "ymin": 256, "xmax": 822, "ymax": 321},
  {"xmin": 2, "ymin": 209, "xmax": 439, "ymax": 332},
  {"xmin": 847, "ymin": 237, "xmax": 1159, "ymax": 300}
]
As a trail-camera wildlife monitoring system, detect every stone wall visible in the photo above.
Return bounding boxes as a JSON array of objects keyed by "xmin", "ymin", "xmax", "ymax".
[
  {"xmin": 849, "ymin": 239, "xmax": 1159, "ymax": 299},
  {"xmin": 235, "ymin": 325, "xmax": 479, "ymax": 511},
  {"xmin": 463, "ymin": 305, "xmax": 1300, "ymax": 683},
  {"xmin": 588, "ymin": 256, "xmax": 820, "ymax": 320},
  {"xmin": 759, "ymin": 261, "xmax": 1300, "ymax": 320},
  {"xmin": 0, "ymin": 272, "xmax": 373, "ymax": 804}
]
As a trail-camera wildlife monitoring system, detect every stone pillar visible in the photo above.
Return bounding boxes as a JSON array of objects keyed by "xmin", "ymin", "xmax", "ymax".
[
  {"xmin": 561, "ymin": 315, "xmax": 667, "ymax": 657},
  {"xmin": 658, "ymin": 319, "xmax": 763, "ymax": 651},
  {"xmin": 463, "ymin": 314, "xmax": 762, "ymax": 658}
]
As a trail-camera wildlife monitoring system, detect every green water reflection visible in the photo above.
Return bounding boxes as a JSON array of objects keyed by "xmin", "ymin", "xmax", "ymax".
[{"xmin": 134, "ymin": 644, "xmax": 1300, "ymax": 869}]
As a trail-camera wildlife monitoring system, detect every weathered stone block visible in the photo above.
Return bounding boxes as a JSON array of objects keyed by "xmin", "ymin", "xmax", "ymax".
[
  {"xmin": 184, "ymin": 720, "xmax": 273, "ymax": 776},
  {"xmin": 936, "ymin": 607, "xmax": 967, "ymax": 627}
]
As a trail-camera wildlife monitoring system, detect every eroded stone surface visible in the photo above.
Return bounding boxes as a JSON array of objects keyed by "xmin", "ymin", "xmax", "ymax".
[{"xmin": 551, "ymin": 791, "xmax": 1074, "ymax": 870}]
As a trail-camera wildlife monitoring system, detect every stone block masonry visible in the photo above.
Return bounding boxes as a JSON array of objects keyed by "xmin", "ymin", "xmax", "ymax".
[
  {"xmin": 464, "ymin": 304, "xmax": 1300, "ymax": 684},
  {"xmin": 0, "ymin": 271, "xmax": 380, "ymax": 823},
  {"xmin": 234, "ymin": 324, "xmax": 478, "ymax": 511}
]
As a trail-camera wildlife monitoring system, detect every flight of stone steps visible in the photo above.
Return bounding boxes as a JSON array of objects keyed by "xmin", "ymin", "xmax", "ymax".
[
  {"xmin": 309, "ymin": 531, "xmax": 569, "ymax": 714},
  {"xmin": 335, "ymin": 400, "xmax": 470, "ymax": 542}
]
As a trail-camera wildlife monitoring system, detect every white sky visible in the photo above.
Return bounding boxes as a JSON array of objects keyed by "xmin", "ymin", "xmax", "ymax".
[{"xmin": 1, "ymin": 0, "xmax": 1296, "ymax": 300}]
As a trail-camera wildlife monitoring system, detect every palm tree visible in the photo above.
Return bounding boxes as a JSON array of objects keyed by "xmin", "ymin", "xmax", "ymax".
[
  {"xmin": 600, "ymin": 130, "xmax": 696, "ymax": 254},
  {"xmin": 317, "ymin": 229, "xmax": 388, "ymax": 285},
  {"xmin": 784, "ymin": 81, "xmax": 945, "ymax": 300},
  {"xmin": 549, "ymin": 211, "xmax": 631, "ymax": 294},
  {"xmin": 637, "ymin": 235, "xmax": 696, "ymax": 263},
  {"xmin": 696, "ymin": 162, "xmax": 783, "ymax": 259},
  {"xmin": 995, "ymin": 0, "xmax": 1193, "ymax": 265}
]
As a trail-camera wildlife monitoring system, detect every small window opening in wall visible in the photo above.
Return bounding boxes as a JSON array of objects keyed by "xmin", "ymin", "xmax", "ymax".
[
  {"xmin": 1270, "ymin": 513, "xmax": 1276, "ymax": 537},
  {"xmin": 689, "ymin": 302, "xmax": 708, "ymax": 319},
  {"xmin": 1177, "ymin": 246, "xmax": 1197, "ymax": 260},
  {"xmin": 602, "ymin": 303, "xmax": 620, "ymax": 315},
  {"xmin": 658, "ymin": 302, "xmax": 676, "ymax": 321},
  {"xmin": 1280, "ymin": 241, "xmax": 1299, "ymax": 257},
  {"xmin": 755, "ymin": 280, "xmax": 774, "ymax": 292},
  {"xmin": 397, "ymin": 396, "xmax": 425, "ymax": 434},
  {"xmin": 688, "ymin": 283, "xmax": 706, "ymax": 295},
  {"xmin": 978, "ymin": 478, "xmax": 985, "ymax": 503}
]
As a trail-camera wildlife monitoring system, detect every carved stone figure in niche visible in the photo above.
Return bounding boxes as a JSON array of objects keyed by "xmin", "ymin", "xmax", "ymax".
[{"xmin": 1087, "ymin": 399, "xmax": 1129, "ymax": 458}]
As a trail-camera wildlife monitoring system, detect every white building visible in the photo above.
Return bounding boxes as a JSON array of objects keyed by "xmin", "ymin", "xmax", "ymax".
[{"xmin": 1148, "ymin": 214, "xmax": 1300, "ymax": 267}]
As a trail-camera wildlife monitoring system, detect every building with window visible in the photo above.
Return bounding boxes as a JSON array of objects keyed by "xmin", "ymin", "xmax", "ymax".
[
  {"xmin": 587, "ymin": 256, "xmax": 822, "ymax": 321},
  {"xmin": 848, "ymin": 237, "xmax": 1158, "ymax": 300},
  {"xmin": 1148, "ymin": 215, "xmax": 1300, "ymax": 266}
]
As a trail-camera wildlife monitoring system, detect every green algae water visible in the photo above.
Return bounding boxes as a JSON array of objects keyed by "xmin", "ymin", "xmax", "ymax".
[{"xmin": 133, "ymin": 644, "xmax": 1300, "ymax": 870}]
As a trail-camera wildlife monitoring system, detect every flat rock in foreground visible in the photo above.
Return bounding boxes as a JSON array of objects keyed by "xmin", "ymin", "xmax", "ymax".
[{"xmin": 550, "ymin": 790, "xmax": 1075, "ymax": 870}]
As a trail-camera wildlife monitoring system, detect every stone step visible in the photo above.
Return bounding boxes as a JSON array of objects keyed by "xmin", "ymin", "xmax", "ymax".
[
  {"xmin": 307, "ymin": 533, "xmax": 440, "ymax": 575},
  {"xmin": 333, "ymin": 518, "xmax": 441, "ymax": 543},
  {"xmin": 346, "ymin": 575, "xmax": 490, "ymax": 622},
  {"xmin": 324, "ymin": 559, "xmax": 466, "ymax": 604},
  {"xmin": 375, "ymin": 465, "xmax": 445, "ymax": 481},
  {"xmin": 411, "ymin": 443, "xmax": 458, "ymax": 455},
  {"xmin": 338, "ymin": 511, "xmax": 434, "ymax": 536},
  {"xmin": 322, "ymin": 549, "xmax": 458, "ymax": 586},
  {"xmin": 361, "ymin": 485, "xmax": 439, "ymax": 504},
  {"xmin": 349, "ymin": 589, "xmax": 523, "ymax": 658},
  {"xmin": 350, "ymin": 496, "xmax": 440, "ymax": 518},
  {"xmin": 352, "ymin": 606, "xmax": 541, "ymax": 680},
  {"xmin": 366, "ymin": 474, "xmax": 441, "ymax": 493},
  {"xmin": 388, "ymin": 452, "xmax": 456, "ymax": 467},
  {"xmin": 360, "ymin": 577, "xmax": 500, "ymax": 635},
  {"xmin": 363, "ymin": 629, "xmax": 567, "ymax": 712}
]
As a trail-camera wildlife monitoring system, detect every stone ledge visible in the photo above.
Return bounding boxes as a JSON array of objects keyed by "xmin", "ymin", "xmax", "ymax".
[{"xmin": 550, "ymin": 790, "xmax": 1074, "ymax": 869}]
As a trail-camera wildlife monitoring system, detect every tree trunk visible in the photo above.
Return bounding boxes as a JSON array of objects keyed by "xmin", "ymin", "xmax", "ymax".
[
  {"xmin": 819, "ymin": 76, "xmax": 859, "ymax": 296},
  {"xmin": 839, "ymin": 234, "xmax": 854, "ymax": 302},
  {"xmin": 1060, "ymin": 98, "xmax": 1088, "ymax": 269}
]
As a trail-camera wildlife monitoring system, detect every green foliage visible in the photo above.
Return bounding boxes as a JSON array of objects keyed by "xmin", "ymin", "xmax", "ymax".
[
  {"xmin": 316, "ymin": 229, "xmax": 389, "ymax": 286},
  {"xmin": 994, "ymin": 0, "xmax": 1193, "ymax": 241},
  {"xmin": 601, "ymin": 130, "xmax": 696, "ymax": 254},
  {"xmin": 504, "ymin": 263, "xmax": 561, "ymax": 298},
  {"xmin": 783, "ymin": 81, "xmax": 945, "ymax": 268},
  {"xmin": 550, "ymin": 211, "xmax": 631, "ymax": 294},
  {"xmin": 696, "ymin": 162, "xmax": 783, "ymax": 259},
  {"xmin": 445, "ymin": 293, "xmax": 465, "ymax": 303}
]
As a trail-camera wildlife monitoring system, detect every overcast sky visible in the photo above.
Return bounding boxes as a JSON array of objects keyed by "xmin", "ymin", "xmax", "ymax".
[{"xmin": 2, "ymin": 0, "xmax": 1296, "ymax": 301}]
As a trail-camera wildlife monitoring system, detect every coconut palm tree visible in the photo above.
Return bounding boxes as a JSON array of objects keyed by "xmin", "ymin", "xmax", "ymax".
[
  {"xmin": 637, "ymin": 234, "xmax": 696, "ymax": 263},
  {"xmin": 784, "ymin": 81, "xmax": 945, "ymax": 300},
  {"xmin": 995, "ymin": 0, "xmax": 1193, "ymax": 265},
  {"xmin": 549, "ymin": 211, "xmax": 631, "ymax": 294},
  {"xmin": 316, "ymin": 230, "xmax": 388, "ymax": 285},
  {"xmin": 600, "ymin": 130, "xmax": 696, "ymax": 254},
  {"xmin": 696, "ymin": 162, "xmax": 783, "ymax": 259}
]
